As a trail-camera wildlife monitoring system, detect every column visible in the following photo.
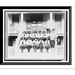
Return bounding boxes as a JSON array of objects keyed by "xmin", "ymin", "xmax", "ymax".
[
  {"xmin": 19, "ymin": 12, "xmax": 24, "ymax": 33},
  {"xmin": 50, "ymin": 12, "xmax": 53, "ymax": 30}
]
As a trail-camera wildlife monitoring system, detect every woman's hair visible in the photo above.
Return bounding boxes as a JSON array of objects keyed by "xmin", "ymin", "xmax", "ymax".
[
  {"xmin": 43, "ymin": 31, "xmax": 46, "ymax": 34},
  {"xmin": 39, "ymin": 31, "xmax": 41, "ymax": 34},
  {"xmin": 28, "ymin": 31, "xmax": 31, "ymax": 34}
]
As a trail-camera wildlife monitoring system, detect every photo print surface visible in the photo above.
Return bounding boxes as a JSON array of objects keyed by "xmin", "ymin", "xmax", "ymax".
[{"xmin": 3, "ymin": 8, "xmax": 71, "ymax": 64}]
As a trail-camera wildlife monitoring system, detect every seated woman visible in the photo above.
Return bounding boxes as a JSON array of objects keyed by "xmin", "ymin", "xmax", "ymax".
[
  {"xmin": 42, "ymin": 31, "xmax": 47, "ymax": 45},
  {"xmin": 17, "ymin": 31, "xmax": 27, "ymax": 52},
  {"xmin": 45, "ymin": 38, "xmax": 50, "ymax": 52},
  {"xmin": 38, "ymin": 38, "xmax": 44, "ymax": 52},
  {"xmin": 26, "ymin": 37, "xmax": 32, "ymax": 52},
  {"xmin": 33, "ymin": 38, "xmax": 39, "ymax": 52},
  {"xmin": 19, "ymin": 38, "xmax": 26, "ymax": 52}
]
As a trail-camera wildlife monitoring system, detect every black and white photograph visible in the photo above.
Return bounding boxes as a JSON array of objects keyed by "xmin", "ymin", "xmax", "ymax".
[{"xmin": 2, "ymin": 7, "xmax": 71, "ymax": 65}]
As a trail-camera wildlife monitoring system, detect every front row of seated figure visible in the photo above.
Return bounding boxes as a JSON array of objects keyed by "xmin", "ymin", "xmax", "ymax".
[{"xmin": 19, "ymin": 37, "xmax": 56, "ymax": 52}]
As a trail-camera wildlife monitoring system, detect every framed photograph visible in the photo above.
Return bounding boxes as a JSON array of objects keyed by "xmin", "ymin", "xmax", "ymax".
[{"xmin": 1, "ymin": 6, "xmax": 71, "ymax": 65}]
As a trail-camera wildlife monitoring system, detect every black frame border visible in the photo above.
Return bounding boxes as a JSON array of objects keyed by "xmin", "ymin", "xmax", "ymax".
[{"xmin": 0, "ymin": 6, "xmax": 72, "ymax": 68}]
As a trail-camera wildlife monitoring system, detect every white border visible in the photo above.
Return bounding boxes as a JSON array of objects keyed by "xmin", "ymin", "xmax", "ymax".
[{"xmin": 3, "ymin": 9, "xmax": 70, "ymax": 63}]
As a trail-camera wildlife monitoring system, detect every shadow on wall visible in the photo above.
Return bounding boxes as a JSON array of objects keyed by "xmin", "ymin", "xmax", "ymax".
[{"xmin": 8, "ymin": 36, "xmax": 18, "ymax": 46}]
